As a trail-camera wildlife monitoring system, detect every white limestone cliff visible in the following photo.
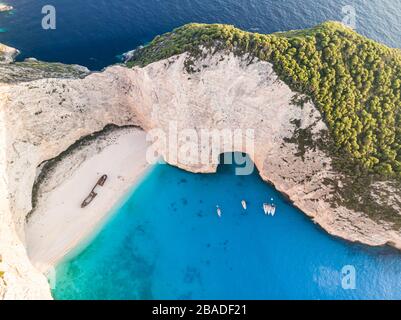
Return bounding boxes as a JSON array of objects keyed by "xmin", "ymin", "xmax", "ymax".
[
  {"xmin": 0, "ymin": 44, "xmax": 20, "ymax": 64},
  {"xmin": 0, "ymin": 49, "xmax": 400, "ymax": 299}
]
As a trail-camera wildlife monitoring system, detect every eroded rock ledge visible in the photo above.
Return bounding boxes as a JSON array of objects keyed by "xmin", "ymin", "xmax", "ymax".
[
  {"xmin": 0, "ymin": 44, "xmax": 19, "ymax": 64},
  {"xmin": 0, "ymin": 49, "xmax": 400, "ymax": 299}
]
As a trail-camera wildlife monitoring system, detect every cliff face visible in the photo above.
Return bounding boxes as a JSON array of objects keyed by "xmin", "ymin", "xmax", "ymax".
[
  {"xmin": 125, "ymin": 52, "xmax": 401, "ymax": 248},
  {"xmin": 0, "ymin": 48, "xmax": 400, "ymax": 299}
]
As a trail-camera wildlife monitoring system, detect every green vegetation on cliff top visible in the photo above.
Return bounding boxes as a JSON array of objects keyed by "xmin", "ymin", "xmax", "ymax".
[{"xmin": 127, "ymin": 21, "xmax": 401, "ymax": 178}]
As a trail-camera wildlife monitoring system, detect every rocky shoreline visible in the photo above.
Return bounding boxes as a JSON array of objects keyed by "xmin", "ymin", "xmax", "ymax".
[
  {"xmin": 126, "ymin": 52, "xmax": 401, "ymax": 251},
  {"xmin": 0, "ymin": 43, "xmax": 400, "ymax": 299},
  {"xmin": 0, "ymin": 44, "xmax": 20, "ymax": 64}
]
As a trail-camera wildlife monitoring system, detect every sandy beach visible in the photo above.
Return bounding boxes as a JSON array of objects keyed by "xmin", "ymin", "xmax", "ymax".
[{"xmin": 26, "ymin": 127, "xmax": 151, "ymax": 273}]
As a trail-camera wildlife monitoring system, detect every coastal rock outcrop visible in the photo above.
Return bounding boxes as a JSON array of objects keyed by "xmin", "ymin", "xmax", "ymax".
[
  {"xmin": 0, "ymin": 44, "xmax": 400, "ymax": 299},
  {"xmin": 0, "ymin": 4, "xmax": 13, "ymax": 12},
  {"xmin": 0, "ymin": 43, "xmax": 20, "ymax": 64}
]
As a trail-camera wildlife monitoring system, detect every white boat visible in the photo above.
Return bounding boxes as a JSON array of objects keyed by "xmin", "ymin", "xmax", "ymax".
[
  {"xmin": 263, "ymin": 203, "xmax": 270, "ymax": 215},
  {"xmin": 263, "ymin": 203, "xmax": 276, "ymax": 216},
  {"xmin": 216, "ymin": 206, "xmax": 222, "ymax": 218},
  {"xmin": 241, "ymin": 200, "xmax": 247, "ymax": 210},
  {"xmin": 271, "ymin": 206, "xmax": 276, "ymax": 216}
]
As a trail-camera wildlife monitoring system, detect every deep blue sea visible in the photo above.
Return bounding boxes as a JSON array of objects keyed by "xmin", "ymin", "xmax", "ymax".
[
  {"xmin": 2, "ymin": 0, "xmax": 401, "ymax": 300},
  {"xmin": 0, "ymin": 0, "xmax": 400, "ymax": 70},
  {"xmin": 53, "ymin": 160, "xmax": 401, "ymax": 300}
]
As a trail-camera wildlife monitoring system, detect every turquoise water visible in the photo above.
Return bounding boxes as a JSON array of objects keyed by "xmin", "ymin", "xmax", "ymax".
[
  {"xmin": 53, "ymin": 157, "xmax": 401, "ymax": 300},
  {"xmin": 3, "ymin": 0, "xmax": 401, "ymax": 301}
]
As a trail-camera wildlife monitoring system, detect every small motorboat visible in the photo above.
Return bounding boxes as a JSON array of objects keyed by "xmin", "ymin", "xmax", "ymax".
[
  {"xmin": 263, "ymin": 203, "xmax": 270, "ymax": 215},
  {"xmin": 241, "ymin": 200, "xmax": 247, "ymax": 210},
  {"xmin": 216, "ymin": 206, "xmax": 222, "ymax": 218},
  {"xmin": 271, "ymin": 205, "xmax": 276, "ymax": 216}
]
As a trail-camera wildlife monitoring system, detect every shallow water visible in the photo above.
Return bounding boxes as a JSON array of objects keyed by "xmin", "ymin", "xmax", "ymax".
[
  {"xmin": 53, "ymin": 159, "xmax": 401, "ymax": 300},
  {"xmin": 1, "ymin": 0, "xmax": 400, "ymax": 70}
]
